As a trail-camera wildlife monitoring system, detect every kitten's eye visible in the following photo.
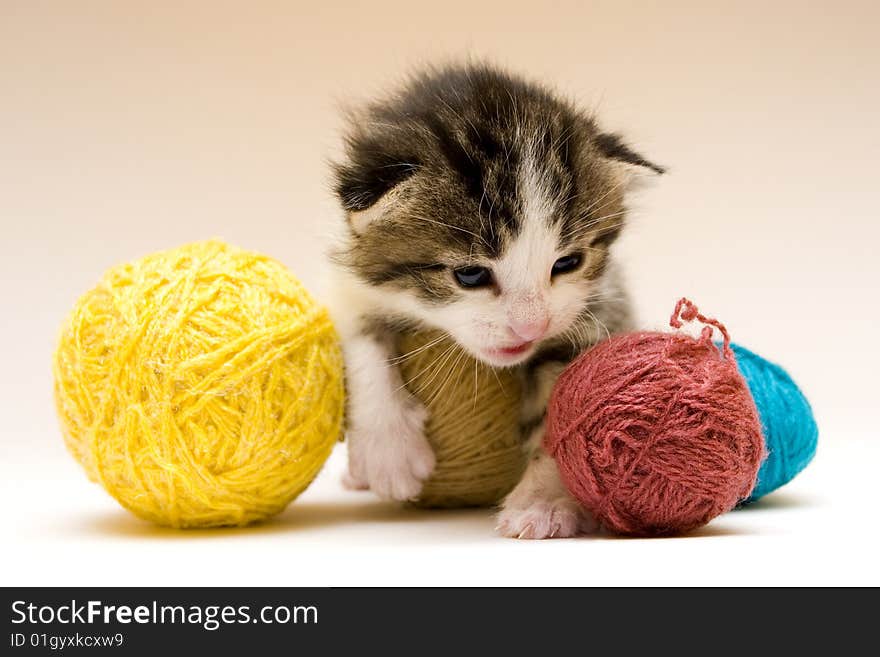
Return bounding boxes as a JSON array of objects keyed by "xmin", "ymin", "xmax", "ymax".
[
  {"xmin": 453, "ymin": 265, "xmax": 493, "ymax": 288},
  {"xmin": 551, "ymin": 253, "xmax": 583, "ymax": 277}
]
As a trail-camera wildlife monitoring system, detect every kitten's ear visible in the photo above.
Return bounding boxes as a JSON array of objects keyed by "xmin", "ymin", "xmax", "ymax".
[
  {"xmin": 594, "ymin": 132, "xmax": 665, "ymax": 188},
  {"xmin": 333, "ymin": 146, "xmax": 419, "ymax": 234}
]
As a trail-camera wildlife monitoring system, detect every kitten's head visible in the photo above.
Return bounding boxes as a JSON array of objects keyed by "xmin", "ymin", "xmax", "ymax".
[{"xmin": 333, "ymin": 64, "xmax": 662, "ymax": 367}]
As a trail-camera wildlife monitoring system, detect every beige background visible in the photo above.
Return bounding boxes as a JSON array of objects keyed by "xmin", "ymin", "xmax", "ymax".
[
  {"xmin": 4, "ymin": 1, "xmax": 878, "ymax": 452},
  {"xmin": 1, "ymin": 1, "xmax": 878, "ymax": 585}
]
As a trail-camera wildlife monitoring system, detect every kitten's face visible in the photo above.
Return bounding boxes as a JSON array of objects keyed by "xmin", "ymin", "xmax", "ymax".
[{"xmin": 334, "ymin": 65, "xmax": 660, "ymax": 366}]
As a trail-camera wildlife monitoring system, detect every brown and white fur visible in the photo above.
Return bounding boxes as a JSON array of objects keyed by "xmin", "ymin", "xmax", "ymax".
[{"xmin": 329, "ymin": 63, "xmax": 662, "ymax": 538}]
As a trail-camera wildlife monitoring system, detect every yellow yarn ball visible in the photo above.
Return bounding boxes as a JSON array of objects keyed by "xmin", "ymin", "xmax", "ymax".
[
  {"xmin": 53, "ymin": 240, "xmax": 344, "ymax": 528},
  {"xmin": 398, "ymin": 331, "xmax": 527, "ymax": 508}
]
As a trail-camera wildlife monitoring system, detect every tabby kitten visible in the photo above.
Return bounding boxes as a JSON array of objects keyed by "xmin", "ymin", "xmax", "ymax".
[{"xmin": 329, "ymin": 63, "xmax": 662, "ymax": 538}]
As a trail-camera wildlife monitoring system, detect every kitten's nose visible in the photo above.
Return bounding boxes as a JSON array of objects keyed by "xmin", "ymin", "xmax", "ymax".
[
  {"xmin": 508, "ymin": 293, "xmax": 550, "ymax": 342},
  {"xmin": 508, "ymin": 316, "xmax": 550, "ymax": 342}
]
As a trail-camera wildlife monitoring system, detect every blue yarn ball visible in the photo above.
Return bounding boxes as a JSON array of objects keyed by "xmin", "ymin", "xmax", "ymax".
[{"xmin": 729, "ymin": 343, "xmax": 818, "ymax": 500}]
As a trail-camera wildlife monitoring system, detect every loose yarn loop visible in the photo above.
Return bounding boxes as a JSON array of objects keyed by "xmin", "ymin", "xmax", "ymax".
[
  {"xmin": 670, "ymin": 296, "xmax": 733, "ymax": 361},
  {"xmin": 397, "ymin": 331, "xmax": 526, "ymax": 508},
  {"xmin": 53, "ymin": 240, "xmax": 345, "ymax": 528},
  {"xmin": 546, "ymin": 298, "xmax": 765, "ymax": 536}
]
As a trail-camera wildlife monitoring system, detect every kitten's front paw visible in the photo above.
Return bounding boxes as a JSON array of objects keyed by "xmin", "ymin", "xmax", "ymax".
[
  {"xmin": 496, "ymin": 497, "xmax": 596, "ymax": 539},
  {"xmin": 349, "ymin": 399, "xmax": 435, "ymax": 501},
  {"xmin": 341, "ymin": 468, "xmax": 369, "ymax": 491}
]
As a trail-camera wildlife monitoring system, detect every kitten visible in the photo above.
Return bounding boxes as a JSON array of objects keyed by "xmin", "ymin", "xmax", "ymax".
[{"xmin": 329, "ymin": 63, "xmax": 663, "ymax": 538}]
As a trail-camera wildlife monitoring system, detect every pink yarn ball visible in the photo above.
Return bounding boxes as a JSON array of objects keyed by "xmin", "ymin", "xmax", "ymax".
[{"xmin": 545, "ymin": 299, "xmax": 765, "ymax": 536}]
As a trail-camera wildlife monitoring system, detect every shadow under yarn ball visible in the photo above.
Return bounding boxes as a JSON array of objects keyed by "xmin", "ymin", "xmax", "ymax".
[{"xmin": 397, "ymin": 331, "xmax": 527, "ymax": 508}]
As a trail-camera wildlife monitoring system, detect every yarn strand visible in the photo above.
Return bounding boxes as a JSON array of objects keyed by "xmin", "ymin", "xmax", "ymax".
[{"xmin": 670, "ymin": 297, "xmax": 734, "ymax": 362}]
